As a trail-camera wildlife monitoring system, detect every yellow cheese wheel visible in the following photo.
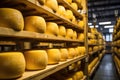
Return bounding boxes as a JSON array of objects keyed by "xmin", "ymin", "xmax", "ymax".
[
  {"xmin": 0, "ymin": 8, "xmax": 24, "ymax": 31},
  {"xmin": 64, "ymin": 10, "xmax": 74, "ymax": 21},
  {"xmin": 78, "ymin": 33, "xmax": 84, "ymax": 41},
  {"xmin": 89, "ymin": 57, "xmax": 98, "ymax": 70},
  {"xmin": 45, "ymin": 0, "xmax": 58, "ymax": 12},
  {"xmin": 0, "ymin": 52, "xmax": 25, "ymax": 79},
  {"xmin": 78, "ymin": 20, "xmax": 84, "ymax": 29},
  {"xmin": 66, "ymin": 29, "xmax": 74, "ymax": 39},
  {"xmin": 72, "ymin": 16, "xmax": 78, "ymax": 24},
  {"xmin": 24, "ymin": 16, "xmax": 46, "ymax": 33},
  {"xmin": 65, "ymin": 0, "xmax": 72, "ymax": 4},
  {"xmin": 89, "ymin": 47, "xmax": 93, "ymax": 52},
  {"xmin": 74, "ymin": 48, "xmax": 79, "ymax": 56},
  {"xmin": 68, "ymin": 48, "xmax": 75, "ymax": 59},
  {"xmin": 60, "ymin": 48, "xmax": 68, "ymax": 61},
  {"xmin": 38, "ymin": 0, "xmax": 46, "ymax": 5},
  {"xmin": 43, "ymin": 5, "xmax": 54, "ymax": 12},
  {"xmin": 76, "ymin": 0, "xmax": 82, "ymax": 4},
  {"xmin": 24, "ymin": 50, "xmax": 48, "ymax": 70},
  {"xmin": 71, "ymin": 3, "xmax": 78, "ymax": 11},
  {"xmin": 77, "ymin": 46, "xmax": 85, "ymax": 55},
  {"xmin": 66, "ymin": 78, "xmax": 73, "ymax": 80},
  {"xmin": 56, "ymin": 5, "xmax": 66, "ymax": 17},
  {"xmin": 58, "ymin": 26, "xmax": 66, "ymax": 37},
  {"xmin": 75, "ymin": 71, "xmax": 84, "ymax": 80},
  {"xmin": 73, "ymin": 31, "xmax": 77, "ymax": 40},
  {"xmin": 46, "ymin": 49, "xmax": 61, "ymax": 64},
  {"xmin": 45, "ymin": 22, "xmax": 59, "ymax": 36}
]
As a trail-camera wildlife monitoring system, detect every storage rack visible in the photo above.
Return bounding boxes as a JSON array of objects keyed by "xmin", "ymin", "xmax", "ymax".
[
  {"xmin": 88, "ymin": 28, "xmax": 105, "ymax": 77},
  {"xmin": 112, "ymin": 18, "xmax": 120, "ymax": 76},
  {"xmin": 0, "ymin": 0, "xmax": 88, "ymax": 80}
]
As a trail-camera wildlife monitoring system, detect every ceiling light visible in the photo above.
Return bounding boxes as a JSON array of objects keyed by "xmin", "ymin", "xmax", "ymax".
[
  {"xmin": 88, "ymin": 23, "xmax": 92, "ymax": 25},
  {"xmin": 89, "ymin": 25, "xmax": 98, "ymax": 28},
  {"xmin": 104, "ymin": 25, "xmax": 113, "ymax": 28},
  {"xmin": 99, "ymin": 21, "xmax": 111, "ymax": 25}
]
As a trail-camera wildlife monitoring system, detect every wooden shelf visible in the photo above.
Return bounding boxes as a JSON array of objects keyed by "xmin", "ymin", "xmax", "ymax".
[
  {"xmin": 114, "ymin": 59, "xmax": 120, "ymax": 76},
  {"xmin": 0, "ymin": 27, "xmax": 83, "ymax": 43},
  {"xmin": 0, "ymin": 41, "xmax": 16, "ymax": 46},
  {"xmin": 81, "ymin": 75, "xmax": 87, "ymax": 80},
  {"xmin": 57, "ymin": 0, "xmax": 83, "ymax": 19},
  {"xmin": 89, "ymin": 60, "xmax": 100, "ymax": 77},
  {"xmin": 16, "ymin": 55, "xmax": 87, "ymax": 80},
  {"xmin": 0, "ymin": 0, "xmax": 83, "ymax": 32},
  {"xmin": 88, "ymin": 44, "xmax": 98, "ymax": 46},
  {"xmin": 89, "ymin": 50, "xmax": 99, "ymax": 55},
  {"xmin": 114, "ymin": 52, "xmax": 120, "ymax": 59}
]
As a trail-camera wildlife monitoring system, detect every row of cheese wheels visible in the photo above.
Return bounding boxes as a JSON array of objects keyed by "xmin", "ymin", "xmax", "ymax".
[
  {"xmin": 0, "ymin": 46, "xmax": 85, "ymax": 79},
  {"xmin": 113, "ymin": 18, "xmax": 120, "ymax": 34},
  {"xmin": 0, "ymin": 8, "xmax": 84, "ymax": 40},
  {"xmin": 112, "ymin": 47, "xmax": 120, "ymax": 54},
  {"xmin": 42, "ymin": 70, "xmax": 84, "ymax": 80},
  {"xmin": 112, "ymin": 40, "xmax": 120, "ymax": 46},
  {"xmin": 88, "ymin": 57, "xmax": 99, "ymax": 74},
  {"xmin": 114, "ymin": 55, "xmax": 120, "ymax": 71},
  {"xmin": 88, "ymin": 46, "xmax": 104, "ymax": 53}
]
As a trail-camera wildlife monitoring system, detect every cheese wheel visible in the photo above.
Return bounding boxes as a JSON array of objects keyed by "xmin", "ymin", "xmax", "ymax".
[
  {"xmin": 73, "ymin": 31, "xmax": 77, "ymax": 40},
  {"xmin": 68, "ymin": 48, "xmax": 75, "ymax": 59},
  {"xmin": 65, "ymin": 0, "xmax": 72, "ymax": 4},
  {"xmin": 56, "ymin": 5, "xmax": 66, "ymax": 17},
  {"xmin": 64, "ymin": 10, "xmax": 74, "ymax": 21},
  {"xmin": 60, "ymin": 48, "xmax": 68, "ymax": 61},
  {"xmin": 78, "ymin": 20, "xmax": 84, "ymax": 29},
  {"xmin": 47, "ymin": 49, "xmax": 61, "ymax": 64},
  {"xmin": 77, "ymin": 46, "xmax": 85, "ymax": 55},
  {"xmin": 71, "ymin": 3, "xmax": 78, "ymax": 11},
  {"xmin": 89, "ymin": 47, "xmax": 93, "ymax": 52},
  {"xmin": 75, "ymin": 71, "xmax": 84, "ymax": 80},
  {"xmin": 45, "ymin": 0, "xmax": 58, "ymax": 12},
  {"xmin": 74, "ymin": 48, "xmax": 79, "ymax": 56},
  {"xmin": 0, "ymin": 52, "xmax": 25, "ymax": 79},
  {"xmin": 66, "ymin": 78, "xmax": 73, "ymax": 80},
  {"xmin": 0, "ymin": 8, "xmax": 24, "ymax": 31},
  {"xmin": 78, "ymin": 33, "xmax": 84, "ymax": 41},
  {"xmin": 66, "ymin": 29, "xmax": 74, "ymax": 39},
  {"xmin": 58, "ymin": 26, "xmax": 66, "ymax": 37},
  {"xmin": 38, "ymin": 0, "xmax": 46, "ymax": 5},
  {"xmin": 24, "ymin": 50, "xmax": 48, "ymax": 70},
  {"xmin": 24, "ymin": 16, "xmax": 46, "ymax": 33},
  {"xmin": 76, "ymin": 0, "xmax": 82, "ymax": 4},
  {"xmin": 43, "ymin": 5, "xmax": 54, "ymax": 12},
  {"xmin": 45, "ymin": 22, "xmax": 59, "ymax": 36},
  {"xmin": 72, "ymin": 16, "xmax": 78, "ymax": 24}
]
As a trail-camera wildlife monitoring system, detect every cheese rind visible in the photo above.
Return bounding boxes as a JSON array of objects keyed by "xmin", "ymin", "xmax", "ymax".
[
  {"xmin": 0, "ymin": 8, "xmax": 24, "ymax": 31},
  {"xmin": 24, "ymin": 16, "xmax": 46, "ymax": 33},
  {"xmin": 0, "ymin": 52, "xmax": 25, "ymax": 79},
  {"xmin": 60, "ymin": 48, "xmax": 68, "ymax": 61},
  {"xmin": 24, "ymin": 50, "xmax": 48, "ymax": 70}
]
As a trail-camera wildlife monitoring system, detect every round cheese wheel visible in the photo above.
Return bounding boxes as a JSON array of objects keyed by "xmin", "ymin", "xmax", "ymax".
[
  {"xmin": 64, "ymin": 10, "xmax": 74, "ymax": 21},
  {"xmin": 0, "ymin": 8, "xmax": 24, "ymax": 31},
  {"xmin": 66, "ymin": 78, "xmax": 73, "ymax": 80},
  {"xmin": 45, "ymin": 0, "xmax": 58, "ymax": 12},
  {"xmin": 76, "ymin": 0, "xmax": 82, "ymax": 4},
  {"xmin": 45, "ymin": 22, "xmax": 59, "ymax": 36},
  {"xmin": 58, "ymin": 26, "xmax": 66, "ymax": 37},
  {"xmin": 77, "ymin": 46, "xmax": 85, "ymax": 55},
  {"xmin": 75, "ymin": 71, "xmax": 84, "ymax": 80},
  {"xmin": 0, "ymin": 52, "xmax": 25, "ymax": 79},
  {"xmin": 56, "ymin": 5, "xmax": 66, "ymax": 17},
  {"xmin": 24, "ymin": 16, "xmax": 46, "ymax": 33},
  {"xmin": 73, "ymin": 31, "xmax": 77, "ymax": 40},
  {"xmin": 89, "ymin": 47, "xmax": 93, "ymax": 52},
  {"xmin": 74, "ymin": 48, "xmax": 79, "ymax": 56},
  {"xmin": 66, "ymin": 29, "xmax": 74, "ymax": 39},
  {"xmin": 24, "ymin": 50, "xmax": 48, "ymax": 70},
  {"xmin": 68, "ymin": 48, "xmax": 75, "ymax": 59},
  {"xmin": 78, "ymin": 33, "xmax": 84, "ymax": 41},
  {"xmin": 78, "ymin": 20, "xmax": 84, "ymax": 29},
  {"xmin": 46, "ymin": 49, "xmax": 61, "ymax": 64},
  {"xmin": 72, "ymin": 16, "xmax": 78, "ymax": 24},
  {"xmin": 60, "ymin": 48, "xmax": 68, "ymax": 61},
  {"xmin": 71, "ymin": 3, "xmax": 78, "ymax": 11}
]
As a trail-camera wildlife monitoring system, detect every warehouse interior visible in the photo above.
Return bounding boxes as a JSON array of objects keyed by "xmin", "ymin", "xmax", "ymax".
[{"xmin": 0, "ymin": 0, "xmax": 120, "ymax": 80}]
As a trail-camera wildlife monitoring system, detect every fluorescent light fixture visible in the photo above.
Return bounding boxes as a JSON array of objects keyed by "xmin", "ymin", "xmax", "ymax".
[
  {"xmin": 89, "ymin": 25, "xmax": 98, "ymax": 28},
  {"xmin": 99, "ymin": 21, "xmax": 111, "ymax": 25},
  {"xmin": 104, "ymin": 25, "xmax": 113, "ymax": 28},
  {"xmin": 89, "ymin": 25, "xmax": 94, "ymax": 28},
  {"xmin": 109, "ymin": 28, "xmax": 113, "ymax": 33},
  {"xmin": 88, "ymin": 23, "xmax": 92, "ymax": 25}
]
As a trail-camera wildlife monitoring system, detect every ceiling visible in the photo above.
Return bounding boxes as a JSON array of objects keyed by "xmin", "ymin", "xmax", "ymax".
[{"xmin": 88, "ymin": 0, "xmax": 120, "ymax": 34}]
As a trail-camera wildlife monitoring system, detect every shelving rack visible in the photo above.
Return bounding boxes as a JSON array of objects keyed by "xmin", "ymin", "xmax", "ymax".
[
  {"xmin": 0, "ymin": 0, "xmax": 88, "ymax": 80},
  {"xmin": 112, "ymin": 18, "xmax": 120, "ymax": 76}
]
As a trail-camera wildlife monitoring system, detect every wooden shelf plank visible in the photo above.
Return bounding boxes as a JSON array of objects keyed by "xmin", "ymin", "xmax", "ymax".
[
  {"xmin": 0, "ymin": 27, "xmax": 83, "ymax": 43},
  {"xmin": 81, "ymin": 76, "xmax": 87, "ymax": 80},
  {"xmin": 0, "ymin": 0, "xmax": 83, "ymax": 32},
  {"xmin": 57, "ymin": 0, "xmax": 83, "ymax": 19},
  {"xmin": 89, "ymin": 50, "xmax": 99, "ymax": 55},
  {"xmin": 89, "ymin": 60, "xmax": 100, "ymax": 77},
  {"xmin": 88, "ymin": 44, "xmax": 98, "ymax": 46},
  {"xmin": 16, "ymin": 55, "xmax": 87, "ymax": 80},
  {"xmin": 0, "ymin": 41, "xmax": 16, "ymax": 46}
]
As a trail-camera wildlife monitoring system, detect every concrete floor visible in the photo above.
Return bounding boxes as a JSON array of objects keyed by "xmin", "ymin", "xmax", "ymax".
[{"xmin": 93, "ymin": 54, "xmax": 119, "ymax": 80}]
